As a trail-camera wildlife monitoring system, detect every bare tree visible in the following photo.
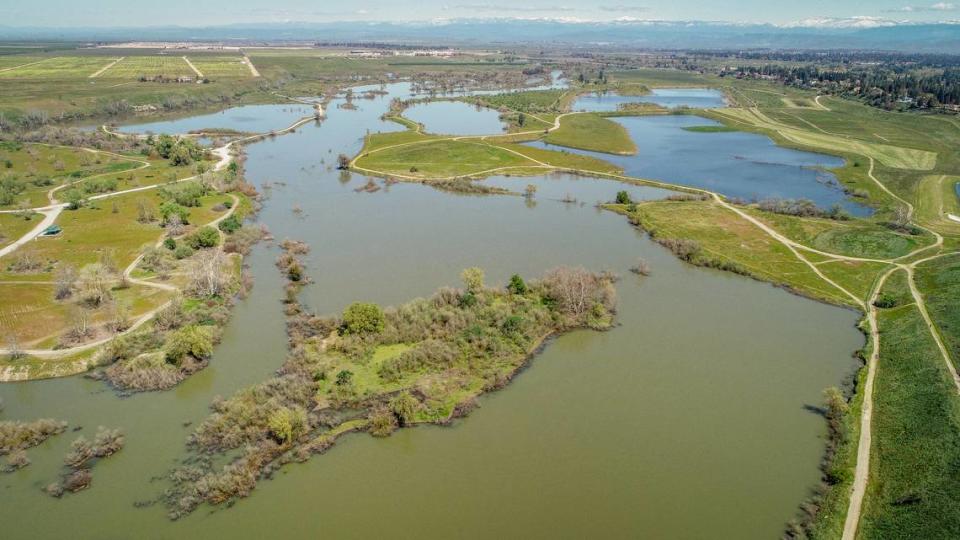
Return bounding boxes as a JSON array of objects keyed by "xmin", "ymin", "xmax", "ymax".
[
  {"xmin": 54, "ymin": 263, "xmax": 78, "ymax": 300},
  {"xmin": 65, "ymin": 306, "xmax": 93, "ymax": 341},
  {"xmin": 542, "ymin": 266, "xmax": 617, "ymax": 320},
  {"xmin": 166, "ymin": 213, "xmax": 185, "ymax": 237},
  {"xmin": 136, "ymin": 198, "xmax": 155, "ymax": 224},
  {"xmin": 187, "ymin": 250, "xmax": 233, "ymax": 297},
  {"xmin": 6, "ymin": 334, "xmax": 24, "ymax": 360},
  {"xmin": 77, "ymin": 263, "xmax": 112, "ymax": 307}
]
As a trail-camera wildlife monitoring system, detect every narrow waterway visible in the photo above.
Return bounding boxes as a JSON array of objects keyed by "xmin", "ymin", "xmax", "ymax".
[{"xmin": 0, "ymin": 82, "xmax": 863, "ymax": 539}]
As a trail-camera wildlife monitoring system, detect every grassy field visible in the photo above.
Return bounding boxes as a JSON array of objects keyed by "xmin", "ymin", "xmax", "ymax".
[
  {"xmin": 744, "ymin": 208, "xmax": 936, "ymax": 260},
  {"xmin": 915, "ymin": 254, "xmax": 960, "ymax": 364},
  {"xmin": 469, "ymin": 89, "xmax": 567, "ymax": 112},
  {"xmin": 354, "ymin": 130, "xmax": 621, "ymax": 179},
  {"xmin": 0, "ymin": 143, "xmax": 140, "ymax": 208},
  {"xmin": 711, "ymin": 108, "xmax": 938, "ymax": 171},
  {"xmin": 614, "ymin": 200, "xmax": 862, "ymax": 306},
  {"xmin": 1, "ymin": 183, "xmax": 227, "ymax": 280},
  {"xmin": 356, "ymin": 139, "xmax": 534, "ymax": 178},
  {"xmin": 858, "ymin": 296, "xmax": 960, "ymax": 537},
  {"xmin": 544, "ymin": 113, "xmax": 637, "ymax": 155},
  {"xmin": 0, "ymin": 281, "xmax": 171, "ymax": 348},
  {"xmin": 0, "ymin": 212, "xmax": 39, "ymax": 248}
]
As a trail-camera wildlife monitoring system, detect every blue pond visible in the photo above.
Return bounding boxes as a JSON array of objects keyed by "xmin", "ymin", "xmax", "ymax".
[
  {"xmin": 573, "ymin": 88, "xmax": 727, "ymax": 112},
  {"xmin": 531, "ymin": 115, "xmax": 872, "ymax": 216}
]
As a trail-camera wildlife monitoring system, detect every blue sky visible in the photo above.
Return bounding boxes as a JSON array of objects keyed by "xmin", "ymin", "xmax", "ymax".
[{"xmin": 3, "ymin": 0, "xmax": 959, "ymax": 27}]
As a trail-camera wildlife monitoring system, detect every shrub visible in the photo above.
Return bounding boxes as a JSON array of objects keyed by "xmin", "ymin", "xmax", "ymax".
[
  {"xmin": 615, "ymin": 190, "xmax": 632, "ymax": 204},
  {"xmin": 874, "ymin": 293, "xmax": 898, "ymax": 309},
  {"xmin": 218, "ymin": 215, "xmax": 241, "ymax": 234},
  {"xmin": 174, "ymin": 244, "xmax": 194, "ymax": 260},
  {"xmin": 164, "ymin": 326, "xmax": 214, "ymax": 365},
  {"xmin": 507, "ymin": 274, "xmax": 527, "ymax": 294},
  {"xmin": 340, "ymin": 303, "xmax": 384, "ymax": 335},
  {"xmin": 368, "ymin": 408, "xmax": 398, "ymax": 437},
  {"xmin": 267, "ymin": 407, "xmax": 308, "ymax": 444},
  {"xmin": 163, "ymin": 238, "xmax": 177, "ymax": 250},
  {"xmin": 186, "ymin": 226, "xmax": 219, "ymax": 250}
]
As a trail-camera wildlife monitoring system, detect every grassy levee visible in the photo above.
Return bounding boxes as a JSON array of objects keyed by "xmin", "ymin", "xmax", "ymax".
[
  {"xmin": 544, "ymin": 113, "xmax": 638, "ymax": 155},
  {"xmin": 858, "ymin": 295, "xmax": 960, "ymax": 537}
]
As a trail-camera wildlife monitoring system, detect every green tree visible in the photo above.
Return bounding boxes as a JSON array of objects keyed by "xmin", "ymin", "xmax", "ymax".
[
  {"xmin": 340, "ymin": 303, "xmax": 384, "ymax": 335},
  {"xmin": 159, "ymin": 201, "xmax": 190, "ymax": 226},
  {"xmin": 615, "ymin": 190, "xmax": 632, "ymax": 205}
]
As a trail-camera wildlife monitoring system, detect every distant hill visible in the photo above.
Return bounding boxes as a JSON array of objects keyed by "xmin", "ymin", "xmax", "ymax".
[{"xmin": 1, "ymin": 19, "xmax": 958, "ymax": 53}]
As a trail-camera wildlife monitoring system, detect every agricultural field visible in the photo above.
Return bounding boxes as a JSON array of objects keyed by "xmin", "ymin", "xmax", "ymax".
[
  {"xmin": 99, "ymin": 55, "xmax": 196, "ymax": 79},
  {"xmin": 0, "ymin": 56, "xmax": 114, "ymax": 79},
  {"xmin": 185, "ymin": 55, "xmax": 252, "ymax": 78}
]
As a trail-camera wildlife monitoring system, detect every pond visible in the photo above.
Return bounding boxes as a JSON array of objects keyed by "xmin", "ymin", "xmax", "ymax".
[
  {"xmin": 404, "ymin": 100, "xmax": 505, "ymax": 135},
  {"xmin": 0, "ymin": 82, "xmax": 864, "ymax": 539},
  {"xmin": 112, "ymin": 103, "xmax": 316, "ymax": 135},
  {"xmin": 573, "ymin": 88, "xmax": 728, "ymax": 112},
  {"xmin": 531, "ymin": 114, "xmax": 872, "ymax": 216}
]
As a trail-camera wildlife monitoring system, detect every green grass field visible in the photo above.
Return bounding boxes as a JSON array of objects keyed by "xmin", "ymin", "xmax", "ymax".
[
  {"xmin": 544, "ymin": 113, "xmax": 637, "ymax": 155},
  {"xmin": 0, "ymin": 212, "xmax": 39, "ymax": 249}
]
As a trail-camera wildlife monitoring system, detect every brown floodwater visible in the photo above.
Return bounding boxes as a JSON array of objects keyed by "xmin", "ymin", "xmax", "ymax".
[{"xmin": 0, "ymin": 83, "xmax": 863, "ymax": 539}]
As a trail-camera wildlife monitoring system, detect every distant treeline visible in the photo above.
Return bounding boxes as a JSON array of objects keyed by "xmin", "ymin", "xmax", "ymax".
[
  {"xmin": 697, "ymin": 50, "xmax": 960, "ymax": 110},
  {"xmin": 722, "ymin": 64, "xmax": 960, "ymax": 110}
]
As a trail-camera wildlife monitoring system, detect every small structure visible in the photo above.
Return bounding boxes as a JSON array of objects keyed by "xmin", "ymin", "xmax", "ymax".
[{"xmin": 41, "ymin": 225, "xmax": 62, "ymax": 237}]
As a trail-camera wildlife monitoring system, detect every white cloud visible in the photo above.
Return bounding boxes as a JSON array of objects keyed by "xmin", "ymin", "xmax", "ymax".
[
  {"xmin": 779, "ymin": 16, "xmax": 902, "ymax": 28},
  {"xmin": 884, "ymin": 2, "xmax": 956, "ymax": 12}
]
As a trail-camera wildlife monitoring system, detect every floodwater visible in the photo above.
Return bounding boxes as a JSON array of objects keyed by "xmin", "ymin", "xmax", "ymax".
[
  {"xmin": 114, "ymin": 103, "xmax": 315, "ymax": 135},
  {"xmin": 531, "ymin": 114, "xmax": 872, "ymax": 216},
  {"xmin": 573, "ymin": 88, "xmax": 728, "ymax": 112},
  {"xmin": 0, "ymin": 82, "xmax": 864, "ymax": 539},
  {"xmin": 404, "ymin": 100, "xmax": 505, "ymax": 135}
]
